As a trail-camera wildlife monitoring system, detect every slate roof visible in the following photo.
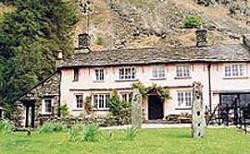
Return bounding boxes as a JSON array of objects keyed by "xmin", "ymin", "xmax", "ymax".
[{"xmin": 58, "ymin": 44, "xmax": 250, "ymax": 68}]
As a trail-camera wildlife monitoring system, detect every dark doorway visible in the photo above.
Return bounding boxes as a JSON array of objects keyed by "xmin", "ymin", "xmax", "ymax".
[
  {"xmin": 23, "ymin": 101, "xmax": 35, "ymax": 128},
  {"xmin": 148, "ymin": 95, "xmax": 164, "ymax": 120}
]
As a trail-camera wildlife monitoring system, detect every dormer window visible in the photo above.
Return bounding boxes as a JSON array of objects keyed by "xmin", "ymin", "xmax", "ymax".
[
  {"xmin": 119, "ymin": 67, "xmax": 136, "ymax": 80},
  {"xmin": 73, "ymin": 68, "xmax": 79, "ymax": 81}
]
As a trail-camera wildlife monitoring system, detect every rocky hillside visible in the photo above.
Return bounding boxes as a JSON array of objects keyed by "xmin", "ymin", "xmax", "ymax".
[
  {"xmin": 1, "ymin": 0, "xmax": 250, "ymax": 51},
  {"xmin": 71, "ymin": 0, "xmax": 250, "ymax": 51}
]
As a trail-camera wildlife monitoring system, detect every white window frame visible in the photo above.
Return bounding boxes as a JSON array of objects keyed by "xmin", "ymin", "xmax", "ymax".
[
  {"xmin": 95, "ymin": 68, "xmax": 104, "ymax": 81},
  {"xmin": 176, "ymin": 91, "xmax": 192, "ymax": 108},
  {"xmin": 42, "ymin": 98, "xmax": 53, "ymax": 115},
  {"xmin": 118, "ymin": 67, "xmax": 136, "ymax": 80},
  {"xmin": 224, "ymin": 63, "xmax": 246, "ymax": 78},
  {"xmin": 176, "ymin": 64, "xmax": 191, "ymax": 78},
  {"xmin": 75, "ymin": 94, "xmax": 84, "ymax": 109},
  {"xmin": 152, "ymin": 65, "xmax": 166, "ymax": 79},
  {"xmin": 92, "ymin": 94, "xmax": 110, "ymax": 110},
  {"xmin": 120, "ymin": 92, "xmax": 133, "ymax": 102}
]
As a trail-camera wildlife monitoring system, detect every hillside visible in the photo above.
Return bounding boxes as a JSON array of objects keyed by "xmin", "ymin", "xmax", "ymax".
[{"xmin": 72, "ymin": 0, "xmax": 250, "ymax": 50}]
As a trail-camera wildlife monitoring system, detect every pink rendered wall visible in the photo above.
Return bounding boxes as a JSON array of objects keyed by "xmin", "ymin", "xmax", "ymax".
[{"xmin": 60, "ymin": 62, "xmax": 250, "ymax": 119}]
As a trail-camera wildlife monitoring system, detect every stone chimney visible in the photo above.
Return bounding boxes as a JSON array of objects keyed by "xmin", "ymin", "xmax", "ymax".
[
  {"xmin": 56, "ymin": 51, "xmax": 63, "ymax": 69},
  {"xmin": 75, "ymin": 33, "xmax": 91, "ymax": 54},
  {"xmin": 242, "ymin": 35, "xmax": 250, "ymax": 49},
  {"xmin": 196, "ymin": 26, "xmax": 208, "ymax": 47}
]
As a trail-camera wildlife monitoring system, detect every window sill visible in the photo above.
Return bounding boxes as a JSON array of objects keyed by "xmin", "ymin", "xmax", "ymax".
[
  {"xmin": 150, "ymin": 78, "xmax": 166, "ymax": 81},
  {"xmin": 115, "ymin": 79, "xmax": 139, "ymax": 82},
  {"xmin": 72, "ymin": 80, "xmax": 79, "ymax": 82},
  {"xmin": 72, "ymin": 109, "xmax": 83, "ymax": 111},
  {"xmin": 174, "ymin": 77, "xmax": 192, "ymax": 80},
  {"xmin": 223, "ymin": 76, "xmax": 249, "ymax": 80},
  {"xmin": 175, "ymin": 108, "xmax": 191, "ymax": 110},
  {"xmin": 93, "ymin": 80, "xmax": 105, "ymax": 83},
  {"xmin": 41, "ymin": 113, "xmax": 52, "ymax": 116},
  {"xmin": 92, "ymin": 108, "xmax": 110, "ymax": 111}
]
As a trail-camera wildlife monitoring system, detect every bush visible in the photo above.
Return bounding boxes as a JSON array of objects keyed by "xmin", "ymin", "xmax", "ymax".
[
  {"xmin": 69, "ymin": 124, "xmax": 85, "ymax": 142},
  {"xmin": 39, "ymin": 122, "xmax": 67, "ymax": 133},
  {"xmin": 109, "ymin": 91, "xmax": 132, "ymax": 117},
  {"xmin": 125, "ymin": 127, "xmax": 137, "ymax": 140},
  {"xmin": 0, "ymin": 120, "xmax": 13, "ymax": 134},
  {"xmin": 96, "ymin": 36, "xmax": 104, "ymax": 45},
  {"xmin": 184, "ymin": 15, "xmax": 202, "ymax": 28},
  {"xmin": 69, "ymin": 124, "xmax": 99, "ymax": 142},
  {"xmin": 60, "ymin": 104, "xmax": 69, "ymax": 117}
]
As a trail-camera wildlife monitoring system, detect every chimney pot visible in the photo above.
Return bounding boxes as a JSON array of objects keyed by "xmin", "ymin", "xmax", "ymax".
[{"xmin": 196, "ymin": 26, "xmax": 208, "ymax": 47}]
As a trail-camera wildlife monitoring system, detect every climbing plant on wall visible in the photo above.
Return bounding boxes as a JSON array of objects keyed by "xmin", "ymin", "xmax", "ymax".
[{"xmin": 132, "ymin": 82, "xmax": 171, "ymax": 100}]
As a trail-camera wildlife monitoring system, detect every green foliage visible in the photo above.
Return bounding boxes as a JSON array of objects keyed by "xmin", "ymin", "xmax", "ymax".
[
  {"xmin": 60, "ymin": 104, "xmax": 69, "ymax": 117},
  {"xmin": 125, "ymin": 127, "xmax": 137, "ymax": 140},
  {"xmin": 0, "ymin": 120, "xmax": 13, "ymax": 134},
  {"xmin": 69, "ymin": 124, "xmax": 85, "ymax": 142},
  {"xmin": 183, "ymin": 15, "xmax": 202, "ymax": 28},
  {"xmin": 84, "ymin": 96, "xmax": 92, "ymax": 115},
  {"xmin": 132, "ymin": 82, "xmax": 171, "ymax": 100},
  {"xmin": 109, "ymin": 91, "xmax": 132, "ymax": 117},
  {"xmin": 69, "ymin": 124, "xmax": 99, "ymax": 142},
  {"xmin": 128, "ymin": 0, "xmax": 157, "ymax": 6},
  {"xmin": 39, "ymin": 122, "xmax": 67, "ymax": 133},
  {"xmin": 96, "ymin": 36, "xmax": 104, "ymax": 45},
  {"xmin": 0, "ymin": 0, "xmax": 79, "ymax": 112}
]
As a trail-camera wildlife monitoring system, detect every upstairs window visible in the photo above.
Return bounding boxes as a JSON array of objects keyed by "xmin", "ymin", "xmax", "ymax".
[
  {"xmin": 177, "ymin": 91, "xmax": 192, "ymax": 108},
  {"xmin": 73, "ymin": 68, "xmax": 79, "ymax": 81},
  {"xmin": 224, "ymin": 64, "xmax": 246, "ymax": 77},
  {"xmin": 121, "ymin": 92, "xmax": 133, "ymax": 102},
  {"xmin": 152, "ymin": 66, "xmax": 165, "ymax": 79},
  {"xmin": 93, "ymin": 94, "xmax": 110, "ymax": 110},
  {"xmin": 42, "ymin": 98, "xmax": 52, "ymax": 114},
  {"xmin": 119, "ymin": 67, "xmax": 136, "ymax": 80},
  {"xmin": 176, "ymin": 64, "xmax": 190, "ymax": 77},
  {"xmin": 75, "ymin": 94, "xmax": 83, "ymax": 109},
  {"xmin": 95, "ymin": 69, "xmax": 104, "ymax": 81}
]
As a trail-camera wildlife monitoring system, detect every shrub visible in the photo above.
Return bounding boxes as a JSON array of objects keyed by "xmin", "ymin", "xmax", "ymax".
[
  {"xmin": 183, "ymin": 15, "xmax": 202, "ymax": 28},
  {"xmin": 96, "ymin": 36, "xmax": 104, "ymax": 45},
  {"xmin": 125, "ymin": 127, "xmax": 137, "ymax": 140},
  {"xmin": 39, "ymin": 122, "xmax": 67, "ymax": 133},
  {"xmin": 60, "ymin": 104, "xmax": 69, "ymax": 117},
  {"xmin": 0, "ymin": 120, "xmax": 13, "ymax": 134},
  {"xmin": 69, "ymin": 124, "xmax": 85, "ymax": 142},
  {"xmin": 69, "ymin": 124, "xmax": 99, "ymax": 142},
  {"xmin": 109, "ymin": 91, "xmax": 132, "ymax": 117},
  {"xmin": 83, "ymin": 124, "xmax": 99, "ymax": 142}
]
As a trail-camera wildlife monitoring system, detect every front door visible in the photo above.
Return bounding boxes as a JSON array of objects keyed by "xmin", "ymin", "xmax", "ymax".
[
  {"xmin": 24, "ymin": 101, "xmax": 35, "ymax": 128},
  {"xmin": 148, "ymin": 95, "xmax": 164, "ymax": 120}
]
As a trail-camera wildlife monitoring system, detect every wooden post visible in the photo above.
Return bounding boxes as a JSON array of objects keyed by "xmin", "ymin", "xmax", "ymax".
[
  {"xmin": 192, "ymin": 82, "xmax": 205, "ymax": 138},
  {"xmin": 131, "ymin": 89, "xmax": 143, "ymax": 129}
]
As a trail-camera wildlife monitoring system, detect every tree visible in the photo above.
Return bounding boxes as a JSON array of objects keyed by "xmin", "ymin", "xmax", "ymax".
[{"xmin": 0, "ymin": 0, "xmax": 79, "ymax": 112}]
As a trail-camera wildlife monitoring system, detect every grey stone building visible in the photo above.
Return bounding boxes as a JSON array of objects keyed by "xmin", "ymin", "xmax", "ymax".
[{"xmin": 13, "ymin": 72, "xmax": 60, "ymax": 128}]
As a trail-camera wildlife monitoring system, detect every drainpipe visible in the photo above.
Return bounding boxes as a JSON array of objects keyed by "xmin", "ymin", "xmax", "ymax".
[
  {"xmin": 207, "ymin": 63, "xmax": 212, "ymax": 113},
  {"xmin": 58, "ymin": 70, "xmax": 62, "ymax": 117}
]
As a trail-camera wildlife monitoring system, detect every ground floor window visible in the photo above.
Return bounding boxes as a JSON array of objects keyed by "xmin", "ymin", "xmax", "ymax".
[
  {"xmin": 93, "ymin": 94, "xmax": 110, "ymax": 110},
  {"xmin": 42, "ymin": 98, "xmax": 52, "ymax": 114},
  {"xmin": 121, "ymin": 92, "xmax": 133, "ymax": 102},
  {"xmin": 220, "ymin": 93, "xmax": 250, "ymax": 108},
  {"xmin": 177, "ymin": 91, "xmax": 192, "ymax": 108},
  {"xmin": 75, "ymin": 94, "xmax": 83, "ymax": 109}
]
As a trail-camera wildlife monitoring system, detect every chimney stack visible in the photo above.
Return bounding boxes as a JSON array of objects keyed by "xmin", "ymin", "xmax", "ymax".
[
  {"xmin": 76, "ymin": 33, "xmax": 91, "ymax": 54},
  {"xmin": 196, "ymin": 26, "xmax": 208, "ymax": 47},
  {"xmin": 242, "ymin": 35, "xmax": 250, "ymax": 49},
  {"xmin": 56, "ymin": 50, "xmax": 63, "ymax": 69}
]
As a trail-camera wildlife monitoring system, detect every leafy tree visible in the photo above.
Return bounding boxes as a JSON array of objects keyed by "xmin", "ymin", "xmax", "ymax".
[
  {"xmin": 183, "ymin": 15, "xmax": 202, "ymax": 28},
  {"xmin": 0, "ymin": 0, "xmax": 79, "ymax": 112}
]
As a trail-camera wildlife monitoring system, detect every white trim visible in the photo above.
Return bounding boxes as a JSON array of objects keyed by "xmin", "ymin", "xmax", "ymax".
[
  {"xmin": 151, "ymin": 65, "xmax": 166, "ymax": 79},
  {"xmin": 176, "ymin": 90, "xmax": 192, "ymax": 109},
  {"xmin": 118, "ymin": 67, "xmax": 137, "ymax": 80},
  {"xmin": 42, "ymin": 98, "xmax": 53, "ymax": 115},
  {"xmin": 224, "ymin": 63, "xmax": 247, "ymax": 78},
  {"xmin": 92, "ymin": 94, "xmax": 110, "ymax": 110},
  {"xmin": 176, "ymin": 64, "xmax": 191, "ymax": 78}
]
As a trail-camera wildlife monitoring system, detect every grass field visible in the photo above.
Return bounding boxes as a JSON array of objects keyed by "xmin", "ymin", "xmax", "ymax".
[{"xmin": 1, "ymin": 128, "xmax": 250, "ymax": 154}]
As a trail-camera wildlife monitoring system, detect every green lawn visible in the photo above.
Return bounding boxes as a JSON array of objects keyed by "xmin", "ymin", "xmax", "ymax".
[{"xmin": 1, "ymin": 128, "xmax": 250, "ymax": 154}]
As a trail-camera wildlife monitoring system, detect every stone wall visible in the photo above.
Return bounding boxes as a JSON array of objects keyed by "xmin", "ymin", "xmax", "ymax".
[
  {"xmin": 39, "ymin": 116, "xmax": 131, "ymax": 128},
  {"xmin": 13, "ymin": 72, "xmax": 60, "ymax": 128}
]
